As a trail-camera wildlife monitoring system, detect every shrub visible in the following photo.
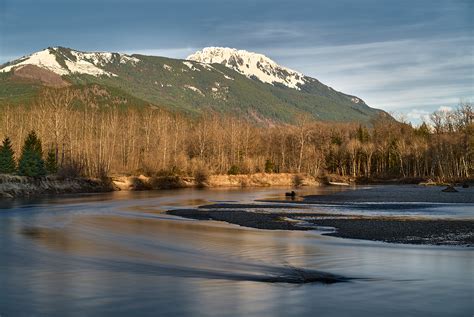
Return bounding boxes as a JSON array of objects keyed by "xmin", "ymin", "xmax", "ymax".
[
  {"xmin": 57, "ymin": 158, "xmax": 85, "ymax": 179},
  {"xmin": 194, "ymin": 168, "xmax": 209, "ymax": 188},
  {"xmin": 292, "ymin": 174, "xmax": 304, "ymax": 187},
  {"xmin": 93, "ymin": 161, "xmax": 109, "ymax": 180},
  {"xmin": 149, "ymin": 176, "xmax": 186, "ymax": 189},
  {"xmin": 227, "ymin": 165, "xmax": 240, "ymax": 175}
]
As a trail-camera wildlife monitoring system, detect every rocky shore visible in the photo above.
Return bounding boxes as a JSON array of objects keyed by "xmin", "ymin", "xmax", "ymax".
[
  {"xmin": 168, "ymin": 207, "xmax": 474, "ymax": 246},
  {"xmin": 0, "ymin": 174, "xmax": 114, "ymax": 198}
]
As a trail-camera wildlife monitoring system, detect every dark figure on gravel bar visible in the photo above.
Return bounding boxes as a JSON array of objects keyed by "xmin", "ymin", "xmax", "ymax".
[{"xmin": 285, "ymin": 191, "xmax": 296, "ymax": 198}]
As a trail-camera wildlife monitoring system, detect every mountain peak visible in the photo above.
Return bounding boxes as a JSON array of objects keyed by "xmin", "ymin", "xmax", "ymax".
[{"xmin": 187, "ymin": 47, "xmax": 306, "ymax": 90}]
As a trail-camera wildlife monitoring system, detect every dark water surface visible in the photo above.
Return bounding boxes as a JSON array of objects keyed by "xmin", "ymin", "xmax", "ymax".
[{"xmin": 1, "ymin": 187, "xmax": 473, "ymax": 316}]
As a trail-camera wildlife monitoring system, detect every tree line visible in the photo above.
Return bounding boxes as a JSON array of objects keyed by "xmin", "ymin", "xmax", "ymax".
[
  {"xmin": 0, "ymin": 88, "xmax": 472, "ymax": 181},
  {"xmin": 0, "ymin": 131, "xmax": 57, "ymax": 177}
]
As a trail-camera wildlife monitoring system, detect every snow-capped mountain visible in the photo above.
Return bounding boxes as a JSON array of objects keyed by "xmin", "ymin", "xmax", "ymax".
[
  {"xmin": 0, "ymin": 47, "xmax": 139, "ymax": 77},
  {"xmin": 187, "ymin": 47, "xmax": 306, "ymax": 90},
  {"xmin": 0, "ymin": 46, "xmax": 384, "ymax": 123}
]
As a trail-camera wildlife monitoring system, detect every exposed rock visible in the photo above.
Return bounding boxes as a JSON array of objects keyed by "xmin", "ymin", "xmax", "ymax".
[{"xmin": 12, "ymin": 64, "xmax": 70, "ymax": 87}]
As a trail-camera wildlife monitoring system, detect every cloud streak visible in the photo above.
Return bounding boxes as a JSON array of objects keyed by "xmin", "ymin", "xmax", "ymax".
[{"xmin": 261, "ymin": 36, "xmax": 473, "ymax": 115}]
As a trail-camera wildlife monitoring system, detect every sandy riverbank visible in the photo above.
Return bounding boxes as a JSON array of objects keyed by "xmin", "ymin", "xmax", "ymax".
[{"xmin": 112, "ymin": 173, "xmax": 318, "ymax": 190}]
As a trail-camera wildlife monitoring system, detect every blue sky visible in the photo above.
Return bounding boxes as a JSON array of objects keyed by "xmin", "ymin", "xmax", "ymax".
[{"xmin": 1, "ymin": 0, "xmax": 472, "ymax": 122}]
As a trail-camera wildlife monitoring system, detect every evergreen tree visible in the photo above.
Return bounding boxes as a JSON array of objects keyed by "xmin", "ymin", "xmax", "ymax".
[
  {"xmin": 264, "ymin": 159, "xmax": 275, "ymax": 173},
  {"xmin": 18, "ymin": 131, "xmax": 46, "ymax": 177},
  {"xmin": 0, "ymin": 137, "xmax": 16, "ymax": 174},
  {"xmin": 45, "ymin": 148, "xmax": 58, "ymax": 174},
  {"xmin": 356, "ymin": 125, "xmax": 370, "ymax": 143},
  {"xmin": 415, "ymin": 122, "xmax": 431, "ymax": 139}
]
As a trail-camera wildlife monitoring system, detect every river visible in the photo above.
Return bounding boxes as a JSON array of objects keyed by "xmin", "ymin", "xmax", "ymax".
[{"xmin": 0, "ymin": 187, "xmax": 473, "ymax": 316}]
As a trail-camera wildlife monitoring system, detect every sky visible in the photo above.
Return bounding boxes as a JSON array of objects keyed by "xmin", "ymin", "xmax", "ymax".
[{"xmin": 1, "ymin": 0, "xmax": 472, "ymax": 123}]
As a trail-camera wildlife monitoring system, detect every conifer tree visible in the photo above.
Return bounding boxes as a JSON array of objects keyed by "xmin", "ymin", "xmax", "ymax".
[
  {"xmin": 0, "ymin": 137, "xmax": 16, "ymax": 174},
  {"xmin": 45, "ymin": 148, "xmax": 58, "ymax": 174},
  {"xmin": 18, "ymin": 131, "xmax": 46, "ymax": 177},
  {"xmin": 264, "ymin": 159, "xmax": 275, "ymax": 173}
]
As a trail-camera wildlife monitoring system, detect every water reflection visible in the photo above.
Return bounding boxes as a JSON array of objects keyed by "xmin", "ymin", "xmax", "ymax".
[{"xmin": 1, "ymin": 187, "xmax": 473, "ymax": 316}]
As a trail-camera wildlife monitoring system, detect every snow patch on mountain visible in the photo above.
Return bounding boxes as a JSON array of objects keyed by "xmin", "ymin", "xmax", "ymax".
[
  {"xmin": 183, "ymin": 61, "xmax": 200, "ymax": 71},
  {"xmin": 187, "ymin": 47, "xmax": 306, "ymax": 90},
  {"xmin": 210, "ymin": 82, "xmax": 229, "ymax": 100},
  {"xmin": 198, "ymin": 63, "xmax": 215, "ymax": 71},
  {"xmin": 66, "ymin": 51, "xmax": 115, "ymax": 76},
  {"xmin": 184, "ymin": 85, "xmax": 204, "ymax": 96},
  {"xmin": 70, "ymin": 51, "xmax": 114, "ymax": 67}
]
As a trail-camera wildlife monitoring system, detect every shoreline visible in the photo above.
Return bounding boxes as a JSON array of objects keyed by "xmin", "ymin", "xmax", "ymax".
[
  {"xmin": 1, "ymin": 172, "xmax": 472, "ymax": 199},
  {"xmin": 0, "ymin": 173, "xmax": 320, "ymax": 199}
]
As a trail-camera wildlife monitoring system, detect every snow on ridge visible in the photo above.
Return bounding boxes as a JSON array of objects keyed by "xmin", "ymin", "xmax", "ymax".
[
  {"xmin": 0, "ymin": 49, "xmax": 70, "ymax": 75},
  {"xmin": 187, "ymin": 47, "xmax": 306, "ymax": 90},
  {"xmin": 0, "ymin": 47, "xmax": 140, "ymax": 77},
  {"xmin": 119, "ymin": 55, "xmax": 140, "ymax": 65},
  {"xmin": 182, "ymin": 61, "xmax": 200, "ymax": 71},
  {"xmin": 67, "ymin": 50, "xmax": 115, "ymax": 76}
]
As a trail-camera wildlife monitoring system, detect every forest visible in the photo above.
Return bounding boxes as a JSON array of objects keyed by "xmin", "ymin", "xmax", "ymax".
[{"xmin": 0, "ymin": 88, "xmax": 472, "ymax": 182}]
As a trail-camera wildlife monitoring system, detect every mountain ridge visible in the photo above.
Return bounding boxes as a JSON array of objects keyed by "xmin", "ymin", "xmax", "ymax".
[{"xmin": 0, "ymin": 46, "xmax": 386, "ymax": 123}]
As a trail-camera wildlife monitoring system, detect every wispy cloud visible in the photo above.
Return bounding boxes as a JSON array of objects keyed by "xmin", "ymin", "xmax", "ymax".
[
  {"xmin": 405, "ymin": 109, "xmax": 431, "ymax": 123},
  {"xmin": 261, "ymin": 36, "xmax": 473, "ymax": 116}
]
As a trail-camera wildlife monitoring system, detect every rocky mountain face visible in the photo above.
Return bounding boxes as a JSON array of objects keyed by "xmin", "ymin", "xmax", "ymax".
[{"xmin": 187, "ymin": 47, "xmax": 306, "ymax": 90}]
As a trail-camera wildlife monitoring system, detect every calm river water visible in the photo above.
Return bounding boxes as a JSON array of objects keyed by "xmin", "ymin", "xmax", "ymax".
[{"xmin": 0, "ymin": 187, "xmax": 473, "ymax": 316}]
